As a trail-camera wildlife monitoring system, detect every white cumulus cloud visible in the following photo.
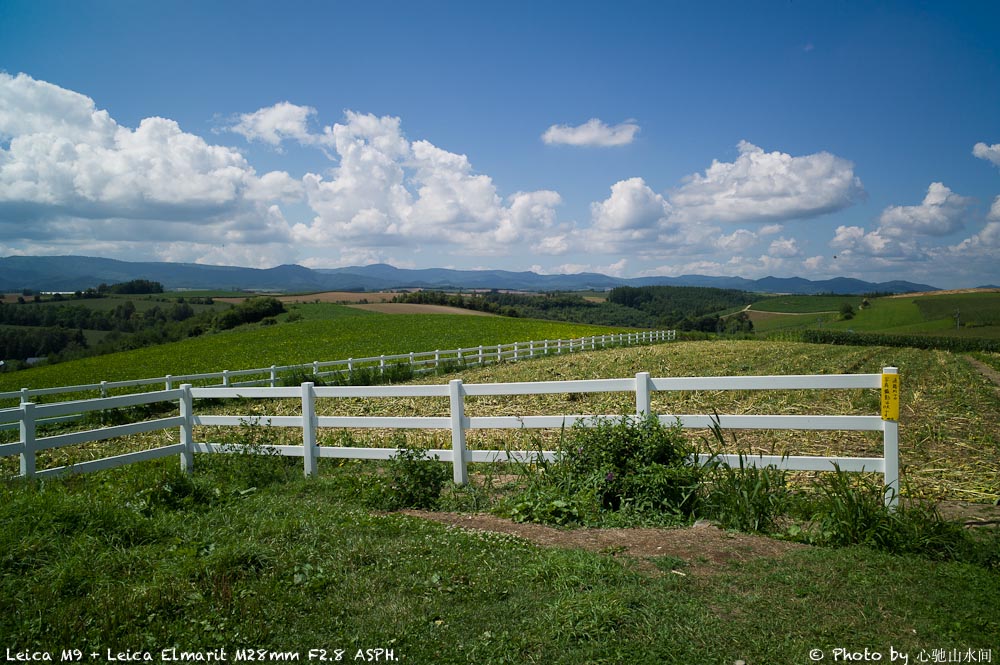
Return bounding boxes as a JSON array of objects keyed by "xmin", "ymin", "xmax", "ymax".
[
  {"xmin": 290, "ymin": 110, "xmax": 570, "ymax": 258},
  {"xmin": 227, "ymin": 101, "xmax": 317, "ymax": 147},
  {"xmin": 542, "ymin": 118, "xmax": 640, "ymax": 147},
  {"xmin": 768, "ymin": 237, "xmax": 802, "ymax": 258},
  {"xmin": 0, "ymin": 73, "xmax": 297, "ymax": 255},
  {"xmin": 587, "ymin": 177, "xmax": 673, "ymax": 250},
  {"xmin": 878, "ymin": 182, "xmax": 971, "ymax": 237},
  {"xmin": 973, "ymin": 142, "xmax": 1000, "ymax": 167},
  {"xmin": 669, "ymin": 140, "xmax": 864, "ymax": 224}
]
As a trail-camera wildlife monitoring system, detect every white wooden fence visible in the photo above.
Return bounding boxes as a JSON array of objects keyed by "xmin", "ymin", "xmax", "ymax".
[
  {"xmin": 3, "ymin": 366, "xmax": 901, "ymax": 506},
  {"xmin": 0, "ymin": 330, "xmax": 675, "ymax": 411}
]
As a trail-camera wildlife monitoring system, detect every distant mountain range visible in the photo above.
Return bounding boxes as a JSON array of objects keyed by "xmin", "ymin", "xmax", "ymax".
[{"xmin": 0, "ymin": 255, "xmax": 939, "ymax": 296}]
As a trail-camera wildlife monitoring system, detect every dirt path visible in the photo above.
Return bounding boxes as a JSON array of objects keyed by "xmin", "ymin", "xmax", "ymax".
[
  {"xmin": 965, "ymin": 355, "xmax": 1000, "ymax": 389},
  {"xmin": 402, "ymin": 510, "xmax": 807, "ymax": 576},
  {"xmin": 403, "ymin": 503, "xmax": 1000, "ymax": 575}
]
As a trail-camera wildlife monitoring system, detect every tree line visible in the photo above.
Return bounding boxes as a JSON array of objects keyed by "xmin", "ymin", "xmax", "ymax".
[
  {"xmin": 1, "ymin": 285, "xmax": 286, "ymax": 368},
  {"xmin": 393, "ymin": 285, "xmax": 760, "ymax": 332}
]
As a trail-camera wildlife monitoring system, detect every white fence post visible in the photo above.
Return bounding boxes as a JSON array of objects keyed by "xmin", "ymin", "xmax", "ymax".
[
  {"xmin": 99, "ymin": 381, "xmax": 107, "ymax": 398},
  {"xmin": 270, "ymin": 365, "xmax": 277, "ymax": 388},
  {"xmin": 881, "ymin": 367, "xmax": 900, "ymax": 508},
  {"xmin": 179, "ymin": 384, "xmax": 194, "ymax": 473},
  {"xmin": 20, "ymin": 388, "xmax": 29, "ymax": 404},
  {"xmin": 19, "ymin": 402, "xmax": 36, "ymax": 478},
  {"xmin": 449, "ymin": 379, "xmax": 468, "ymax": 485},
  {"xmin": 635, "ymin": 372, "xmax": 652, "ymax": 417},
  {"xmin": 302, "ymin": 382, "xmax": 318, "ymax": 478},
  {"xmin": 313, "ymin": 361, "xmax": 320, "ymax": 376},
  {"xmin": 222, "ymin": 370, "xmax": 231, "ymax": 387},
  {"xmin": 435, "ymin": 350, "xmax": 440, "ymax": 368},
  {"xmin": 165, "ymin": 375, "xmax": 173, "ymax": 391},
  {"xmin": 379, "ymin": 355, "xmax": 386, "ymax": 375},
  {"xmin": 477, "ymin": 346, "xmax": 484, "ymax": 366}
]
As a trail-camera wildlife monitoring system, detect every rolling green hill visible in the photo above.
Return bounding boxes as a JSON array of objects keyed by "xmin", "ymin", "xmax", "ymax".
[{"xmin": 0, "ymin": 306, "xmax": 629, "ymax": 392}]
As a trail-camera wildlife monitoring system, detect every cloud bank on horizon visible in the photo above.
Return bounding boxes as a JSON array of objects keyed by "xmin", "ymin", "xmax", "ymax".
[{"xmin": 0, "ymin": 71, "xmax": 998, "ymax": 288}]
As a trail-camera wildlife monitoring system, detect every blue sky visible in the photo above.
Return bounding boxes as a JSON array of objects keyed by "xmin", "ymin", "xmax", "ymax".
[{"xmin": 1, "ymin": 0, "xmax": 999, "ymax": 288}]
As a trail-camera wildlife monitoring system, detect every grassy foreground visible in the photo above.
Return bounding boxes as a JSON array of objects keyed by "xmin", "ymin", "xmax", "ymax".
[
  {"xmin": 2, "ymin": 459, "xmax": 997, "ymax": 663},
  {"xmin": 2, "ymin": 338, "xmax": 999, "ymax": 661}
]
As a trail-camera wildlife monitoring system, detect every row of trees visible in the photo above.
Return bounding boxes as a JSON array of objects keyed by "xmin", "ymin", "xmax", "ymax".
[
  {"xmin": 1, "ymin": 294, "xmax": 286, "ymax": 366},
  {"xmin": 392, "ymin": 290, "xmax": 658, "ymax": 327},
  {"xmin": 393, "ymin": 287, "xmax": 756, "ymax": 332},
  {"xmin": 0, "ymin": 300, "xmax": 199, "ymax": 332},
  {"xmin": 0, "ymin": 328, "xmax": 88, "ymax": 363}
]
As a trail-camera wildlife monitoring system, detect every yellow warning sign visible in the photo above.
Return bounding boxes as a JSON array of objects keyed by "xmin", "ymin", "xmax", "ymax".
[{"xmin": 881, "ymin": 373, "xmax": 900, "ymax": 421}]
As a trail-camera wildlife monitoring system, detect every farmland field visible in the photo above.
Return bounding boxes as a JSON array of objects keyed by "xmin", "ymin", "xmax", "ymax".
[
  {"xmin": 0, "ymin": 306, "xmax": 628, "ymax": 393},
  {"xmin": 4, "ymin": 339, "xmax": 997, "ymax": 506},
  {"xmin": 750, "ymin": 290, "xmax": 1000, "ymax": 338},
  {"xmin": 218, "ymin": 291, "xmax": 401, "ymax": 304},
  {"xmin": 1, "ymin": 338, "xmax": 997, "ymax": 661}
]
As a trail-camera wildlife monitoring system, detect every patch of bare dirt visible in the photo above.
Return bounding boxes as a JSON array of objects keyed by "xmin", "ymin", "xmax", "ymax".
[
  {"xmin": 401, "ymin": 511, "xmax": 808, "ymax": 576},
  {"xmin": 935, "ymin": 500, "xmax": 1000, "ymax": 527}
]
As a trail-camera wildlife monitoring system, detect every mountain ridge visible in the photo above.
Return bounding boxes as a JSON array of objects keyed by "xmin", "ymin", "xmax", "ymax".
[{"xmin": 0, "ymin": 255, "xmax": 939, "ymax": 295}]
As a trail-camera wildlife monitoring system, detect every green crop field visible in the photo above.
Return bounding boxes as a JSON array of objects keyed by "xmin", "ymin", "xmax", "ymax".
[
  {"xmin": 0, "ymin": 305, "xmax": 630, "ymax": 393},
  {"xmin": 751, "ymin": 295, "xmax": 855, "ymax": 314},
  {"xmin": 750, "ymin": 291, "xmax": 1000, "ymax": 339}
]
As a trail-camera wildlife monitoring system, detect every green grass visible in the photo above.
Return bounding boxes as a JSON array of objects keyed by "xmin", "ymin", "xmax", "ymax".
[
  {"xmin": 751, "ymin": 295, "xmax": 857, "ymax": 314},
  {"xmin": 1, "ymin": 460, "xmax": 996, "ymax": 661},
  {"xmin": 0, "ymin": 306, "xmax": 630, "ymax": 393}
]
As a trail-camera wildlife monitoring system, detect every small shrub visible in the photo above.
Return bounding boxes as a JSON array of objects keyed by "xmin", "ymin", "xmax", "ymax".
[
  {"xmin": 203, "ymin": 417, "xmax": 296, "ymax": 490},
  {"xmin": 501, "ymin": 416, "xmax": 701, "ymax": 526},
  {"xmin": 561, "ymin": 416, "xmax": 699, "ymax": 516},
  {"xmin": 364, "ymin": 441, "xmax": 450, "ymax": 510}
]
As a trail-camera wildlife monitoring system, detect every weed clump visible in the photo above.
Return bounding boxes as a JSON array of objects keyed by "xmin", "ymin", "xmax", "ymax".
[
  {"xmin": 787, "ymin": 468, "xmax": 1000, "ymax": 567},
  {"xmin": 501, "ymin": 416, "xmax": 702, "ymax": 527},
  {"xmin": 363, "ymin": 441, "xmax": 451, "ymax": 510}
]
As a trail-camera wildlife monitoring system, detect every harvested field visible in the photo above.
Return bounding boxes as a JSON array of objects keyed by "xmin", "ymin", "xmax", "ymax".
[{"xmin": 347, "ymin": 303, "xmax": 497, "ymax": 316}]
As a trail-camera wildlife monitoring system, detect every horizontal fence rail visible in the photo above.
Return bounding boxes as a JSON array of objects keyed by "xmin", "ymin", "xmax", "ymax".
[
  {"xmin": 4, "ymin": 365, "xmax": 901, "ymax": 506},
  {"xmin": 0, "ymin": 330, "xmax": 676, "ymax": 415}
]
